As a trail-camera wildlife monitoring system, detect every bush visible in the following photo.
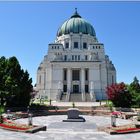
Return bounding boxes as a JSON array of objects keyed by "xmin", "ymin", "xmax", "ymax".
[
  {"xmin": 0, "ymin": 106, "xmax": 5, "ymax": 123},
  {"xmin": 30, "ymin": 103, "xmax": 58, "ymax": 110},
  {"xmin": 106, "ymin": 82, "xmax": 132, "ymax": 107},
  {"xmin": 128, "ymin": 77, "xmax": 140, "ymax": 108},
  {"xmin": 108, "ymin": 102, "xmax": 114, "ymax": 112}
]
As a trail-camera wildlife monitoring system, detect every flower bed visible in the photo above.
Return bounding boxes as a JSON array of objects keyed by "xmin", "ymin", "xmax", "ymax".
[
  {"xmin": 111, "ymin": 111, "xmax": 122, "ymax": 118},
  {"xmin": 116, "ymin": 127, "xmax": 140, "ymax": 133},
  {"xmin": 98, "ymin": 124, "xmax": 140, "ymax": 134},
  {"xmin": 0, "ymin": 118, "xmax": 47, "ymax": 133},
  {"xmin": 15, "ymin": 112, "xmax": 28, "ymax": 119},
  {"xmin": 0, "ymin": 119, "xmax": 33, "ymax": 131}
]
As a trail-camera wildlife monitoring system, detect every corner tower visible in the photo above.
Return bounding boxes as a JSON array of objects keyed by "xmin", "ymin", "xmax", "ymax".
[{"xmin": 36, "ymin": 9, "xmax": 116, "ymax": 102}]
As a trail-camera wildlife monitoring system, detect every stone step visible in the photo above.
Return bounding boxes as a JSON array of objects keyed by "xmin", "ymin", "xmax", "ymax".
[
  {"xmin": 85, "ymin": 94, "xmax": 92, "ymax": 102},
  {"xmin": 70, "ymin": 93, "xmax": 82, "ymax": 102},
  {"xmin": 60, "ymin": 94, "xmax": 67, "ymax": 102}
]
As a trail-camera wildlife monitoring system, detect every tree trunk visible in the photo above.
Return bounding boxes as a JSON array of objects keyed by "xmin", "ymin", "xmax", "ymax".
[
  {"xmin": 0, "ymin": 97, "xmax": 4, "ymax": 106},
  {"xmin": 0, "ymin": 115, "xmax": 3, "ymax": 123}
]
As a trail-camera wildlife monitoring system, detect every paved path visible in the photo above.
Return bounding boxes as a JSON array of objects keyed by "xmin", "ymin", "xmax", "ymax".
[
  {"xmin": 0, "ymin": 115, "xmax": 140, "ymax": 140},
  {"xmin": 52, "ymin": 101, "xmax": 106, "ymax": 107}
]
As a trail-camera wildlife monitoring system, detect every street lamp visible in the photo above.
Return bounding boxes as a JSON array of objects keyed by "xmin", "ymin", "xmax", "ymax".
[
  {"xmin": 28, "ymin": 113, "xmax": 33, "ymax": 126},
  {"xmin": 7, "ymin": 110, "xmax": 12, "ymax": 120},
  {"xmin": 111, "ymin": 115, "xmax": 116, "ymax": 127},
  {"xmin": 27, "ymin": 106, "xmax": 30, "ymax": 114}
]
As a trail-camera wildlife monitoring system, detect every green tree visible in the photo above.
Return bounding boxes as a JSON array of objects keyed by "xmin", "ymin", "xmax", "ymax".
[
  {"xmin": 0, "ymin": 56, "xmax": 33, "ymax": 107},
  {"xmin": 0, "ymin": 56, "xmax": 8, "ymax": 106},
  {"xmin": 128, "ymin": 76, "xmax": 140, "ymax": 107},
  {"xmin": 129, "ymin": 77, "xmax": 140, "ymax": 93}
]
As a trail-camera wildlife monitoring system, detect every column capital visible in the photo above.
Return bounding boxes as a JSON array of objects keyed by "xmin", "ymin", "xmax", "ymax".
[
  {"xmin": 81, "ymin": 67, "xmax": 85, "ymax": 70},
  {"xmin": 67, "ymin": 67, "xmax": 72, "ymax": 70}
]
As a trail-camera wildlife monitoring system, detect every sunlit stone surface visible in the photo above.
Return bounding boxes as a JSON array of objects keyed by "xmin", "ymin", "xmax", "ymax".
[
  {"xmin": 0, "ymin": 115, "xmax": 140, "ymax": 140},
  {"xmin": 36, "ymin": 10, "xmax": 116, "ymax": 102}
]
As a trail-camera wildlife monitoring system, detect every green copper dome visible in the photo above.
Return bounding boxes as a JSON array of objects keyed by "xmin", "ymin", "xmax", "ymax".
[{"xmin": 57, "ymin": 9, "xmax": 96, "ymax": 37}]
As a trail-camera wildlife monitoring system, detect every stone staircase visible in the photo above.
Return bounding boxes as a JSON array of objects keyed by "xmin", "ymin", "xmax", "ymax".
[
  {"xmin": 85, "ymin": 93, "xmax": 92, "ymax": 102},
  {"xmin": 60, "ymin": 94, "xmax": 67, "ymax": 102},
  {"xmin": 60, "ymin": 93, "xmax": 95, "ymax": 102},
  {"xmin": 69, "ymin": 93, "xmax": 82, "ymax": 102}
]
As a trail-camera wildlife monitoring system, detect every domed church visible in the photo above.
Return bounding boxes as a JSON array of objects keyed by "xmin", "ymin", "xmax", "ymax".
[{"xmin": 36, "ymin": 9, "xmax": 116, "ymax": 102}]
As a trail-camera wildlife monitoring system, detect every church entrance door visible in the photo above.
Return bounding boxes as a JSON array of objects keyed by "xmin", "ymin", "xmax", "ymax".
[{"xmin": 73, "ymin": 85, "xmax": 79, "ymax": 93}]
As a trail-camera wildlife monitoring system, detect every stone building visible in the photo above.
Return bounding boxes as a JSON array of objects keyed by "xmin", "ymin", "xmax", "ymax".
[{"xmin": 36, "ymin": 9, "xmax": 116, "ymax": 102}]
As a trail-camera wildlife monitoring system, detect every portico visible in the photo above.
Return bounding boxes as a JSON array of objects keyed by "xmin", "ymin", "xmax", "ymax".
[{"xmin": 63, "ymin": 68, "xmax": 87, "ymax": 93}]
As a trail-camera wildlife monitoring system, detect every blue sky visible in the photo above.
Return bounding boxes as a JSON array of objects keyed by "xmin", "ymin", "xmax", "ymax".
[{"xmin": 0, "ymin": 1, "xmax": 140, "ymax": 85}]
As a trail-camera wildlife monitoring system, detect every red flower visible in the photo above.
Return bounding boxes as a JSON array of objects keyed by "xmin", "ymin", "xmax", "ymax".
[{"xmin": 116, "ymin": 127, "xmax": 140, "ymax": 132}]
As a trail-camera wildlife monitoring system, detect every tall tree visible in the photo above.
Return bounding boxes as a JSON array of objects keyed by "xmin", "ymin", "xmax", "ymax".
[
  {"xmin": 0, "ymin": 56, "xmax": 8, "ymax": 106},
  {"xmin": 0, "ymin": 56, "xmax": 33, "ymax": 107},
  {"xmin": 129, "ymin": 76, "xmax": 140, "ymax": 93},
  {"xmin": 128, "ymin": 76, "xmax": 140, "ymax": 107}
]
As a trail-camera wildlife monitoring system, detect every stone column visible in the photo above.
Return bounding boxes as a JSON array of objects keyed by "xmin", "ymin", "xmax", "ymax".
[
  {"xmin": 81, "ymin": 68, "xmax": 85, "ymax": 93},
  {"xmin": 57, "ymin": 81, "xmax": 62, "ymax": 101},
  {"xmin": 81, "ymin": 68, "xmax": 85, "ymax": 101},
  {"xmin": 67, "ymin": 68, "xmax": 71, "ymax": 92},
  {"xmin": 90, "ymin": 81, "xmax": 96, "ymax": 102}
]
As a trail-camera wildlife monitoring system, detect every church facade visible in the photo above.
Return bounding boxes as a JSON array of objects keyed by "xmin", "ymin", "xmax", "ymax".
[{"xmin": 36, "ymin": 10, "xmax": 116, "ymax": 102}]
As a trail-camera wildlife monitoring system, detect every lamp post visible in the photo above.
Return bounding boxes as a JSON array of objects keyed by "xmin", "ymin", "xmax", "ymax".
[
  {"xmin": 49, "ymin": 99, "xmax": 52, "ymax": 106},
  {"xmin": 28, "ymin": 113, "xmax": 33, "ymax": 126},
  {"xmin": 27, "ymin": 106, "xmax": 30, "ymax": 114},
  {"xmin": 7, "ymin": 109, "xmax": 12, "ymax": 120},
  {"xmin": 137, "ymin": 112, "xmax": 140, "ymax": 121},
  {"xmin": 111, "ymin": 115, "xmax": 116, "ymax": 127}
]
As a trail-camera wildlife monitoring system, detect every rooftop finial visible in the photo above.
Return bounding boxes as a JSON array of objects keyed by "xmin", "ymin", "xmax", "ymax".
[
  {"xmin": 71, "ymin": 8, "xmax": 81, "ymax": 18},
  {"xmin": 75, "ymin": 8, "xmax": 77, "ymax": 13}
]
